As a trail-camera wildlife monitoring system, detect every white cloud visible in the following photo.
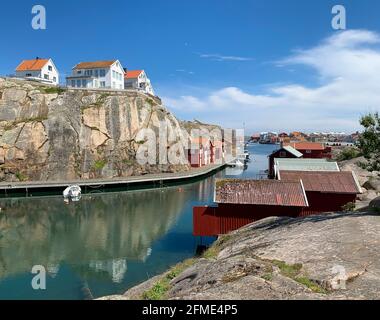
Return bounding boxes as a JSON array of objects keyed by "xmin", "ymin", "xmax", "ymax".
[
  {"xmin": 199, "ymin": 53, "xmax": 253, "ymax": 61},
  {"xmin": 163, "ymin": 30, "xmax": 380, "ymax": 132}
]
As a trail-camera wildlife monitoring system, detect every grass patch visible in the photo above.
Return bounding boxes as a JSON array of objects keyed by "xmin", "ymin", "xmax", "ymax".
[
  {"xmin": 92, "ymin": 159, "xmax": 107, "ymax": 170},
  {"xmin": 3, "ymin": 116, "xmax": 48, "ymax": 131},
  {"xmin": 268, "ymin": 259, "xmax": 327, "ymax": 294},
  {"xmin": 142, "ymin": 259, "xmax": 195, "ymax": 300},
  {"xmin": 295, "ymin": 277, "xmax": 327, "ymax": 294},
  {"xmin": 202, "ymin": 246, "xmax": 220, "ymax": 259},
  {"xmin": 261, "ymin": 273, "xmax": 274, "ymax": 281},
  {"xmin": 40, "ymin": 86, "xmax": 66, "ymax": 94},
  {"xmin": 271, "ymin": 260, "xmax": 302, "ymax": 278},
  {"xmin": 15, "ymin": 172, "xmax": 28, "ymax": 182},
  {"xmin": 122, "ymin": 159, "xmax": 134, "ymax": 165}
]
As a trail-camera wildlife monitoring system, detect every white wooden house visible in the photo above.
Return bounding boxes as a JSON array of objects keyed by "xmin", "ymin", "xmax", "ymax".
[
  {"xmin": 66, "ymin": 60, "xmax": 125, "ymax": 90},
  {"xmin": 124, "ymin": 70, "xmax": 155, "ymax": 95},
  {"xmin": 15, "ymin": 58, "xmax": 59, "ymax": 85}
]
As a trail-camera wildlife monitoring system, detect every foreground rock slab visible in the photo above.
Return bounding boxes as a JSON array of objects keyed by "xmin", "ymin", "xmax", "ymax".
[{"xmin": 116, "ymin": 213, "xmax": 380, "ymax": 300}]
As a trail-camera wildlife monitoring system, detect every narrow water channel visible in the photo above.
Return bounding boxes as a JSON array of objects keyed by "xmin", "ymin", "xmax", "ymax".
[{"xmin": 0, "ymin": 144, "xmax": 277, "ymax": 299}]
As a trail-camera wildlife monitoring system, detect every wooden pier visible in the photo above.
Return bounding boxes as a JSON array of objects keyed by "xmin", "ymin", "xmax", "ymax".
[{"xmin": 0, "ymin": 164, "xmax": 226, "ymax": 198}]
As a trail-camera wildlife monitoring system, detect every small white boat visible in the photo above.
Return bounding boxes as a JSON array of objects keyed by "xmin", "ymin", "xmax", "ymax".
[
  {"xmin": 63, "ymin": 185, "xmax": 82, "ymax": 200},
  {"xmin": 227, "ymin": 159, "xmax": 245, "ymax": 168}
]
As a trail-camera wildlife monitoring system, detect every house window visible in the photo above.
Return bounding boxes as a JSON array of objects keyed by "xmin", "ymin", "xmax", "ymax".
[
  {"xmin": 44, "ymin": 74, "xmax": 49, "ymax": 80},
  {"xmin": 48, "ymin": 66, "xmax": 53, "ymax": 71},
  {"xmin": 82, "ymin": 79, "xmax": 87, "ymax": 87},
  {"xmin": 112, "ymin": 82, "xmax": 115, "ymax": 88},
  {"xmin": 306, "ymin": 150, "xmax": 312, "ymax": 154},
  {"xmin": 100, "ymin": 69, "xmax": 106, "ymax": 77},
  {"xmin": 100, "ymin": 81, "xmax": 106, "ymax": 88},
  {"xmin": 53, "ymin": 77, "xmax": 57, "ymax": 82},
  {"xmin": 76, "ymin": 80, "xmax": 81, "ymax": 87},
  {"xmin": 95, "ymin": 70, "xmax": 99, "ymax": 77},
  {"xmin": 26, "ymin": 73, "xmax": 32, "ymax": 77},
  {"xmin": 279, "ymin": 151, "xmax": 286, "ymax": 157},
  {"xmin": 71, "ymin": 80, "xmax": 75, "ymax": 87},
  {"xmin": 77, "ymin": 70, "xmax": 82, "ymax": 74}
]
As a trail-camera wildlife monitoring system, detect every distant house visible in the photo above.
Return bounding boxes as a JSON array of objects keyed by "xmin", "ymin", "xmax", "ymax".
[
  {"xmin": 66, "ymin": 60, "xmax": 125, "ymax": 90},
  {"xmin": 15, "ymin": 58, "xmax": 59, "ymax": 85},
  {"xmin": 268, "ymin": 145, "xmax": 303, "ymax": 179},
  {"xmin": 193, "ymin": 179, "xmax": 309, "ymax": 236},
  {"xmin": 283, "ymin": 142, "xmax": 332, "ymax": 159},
  {"xmin": 278, "ymin": 170, "xmax": 362, "ymax": 215},
  {"xmin": 124, "ymin": 70, "xmax": 155, "ymax": 95},
  {"xmin": 273, "ymin": 158, "xmax": 340, "ymax": 178}
]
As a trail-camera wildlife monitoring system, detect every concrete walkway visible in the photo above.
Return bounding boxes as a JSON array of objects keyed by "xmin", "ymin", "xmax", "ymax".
[{"xmin": 0, "ymin": 164, "xmax": 225, "ymax": 193}]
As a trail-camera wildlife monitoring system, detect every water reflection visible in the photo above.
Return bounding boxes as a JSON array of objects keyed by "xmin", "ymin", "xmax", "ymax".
[
  {"xmin": 0, "ymin": 188, "xmax": 191, "ymax": 283},
  {"xmin": 0, "ymin": 144, "xmax": 275, "ymax": 299}
]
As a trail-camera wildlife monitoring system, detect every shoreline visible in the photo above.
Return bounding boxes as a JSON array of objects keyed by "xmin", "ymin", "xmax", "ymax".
[{"xmin": 0, "ymin": 163, "xmax": 226, "ymax": 197}]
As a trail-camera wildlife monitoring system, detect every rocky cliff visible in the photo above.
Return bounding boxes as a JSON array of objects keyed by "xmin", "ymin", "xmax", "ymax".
[
  {"xmin": 0, "ymin": 78, "xmax": 194, "ymax": 182},
  {"xmin": 100, "ymin": 212, "xmax": 380, "ymax": 300}
]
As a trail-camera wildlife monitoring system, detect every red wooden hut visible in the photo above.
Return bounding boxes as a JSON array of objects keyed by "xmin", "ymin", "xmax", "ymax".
[
  {"xmin": 193, "ymin": 179, "xmax": 309, "ymax": 236},
  {"xmin": 278, "ymin": 170, "xmax": 362, "ymax": 215}
]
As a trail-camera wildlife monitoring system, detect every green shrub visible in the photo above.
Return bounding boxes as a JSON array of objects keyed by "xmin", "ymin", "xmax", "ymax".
[
  {"xmin": 337, "ymin": 147, "xmax": 361, "ymax": 161},
  {"xmin": 342, "ymin": 202, "xmax": 356, "ymax": 212},
  {"xmin": 40, "ymin": 87, "xmax": 66, "ymax": 94},
  {"xmin": 92, "ymin": 159, "xmax": 107, "ymax": 170},
  {"xmin": 15, "ymin": 172, "xmax": 28, "ymax": 182}
]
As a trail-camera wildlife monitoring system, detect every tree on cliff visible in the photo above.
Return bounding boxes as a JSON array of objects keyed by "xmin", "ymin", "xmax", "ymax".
[{"xmin": 358, "ymin": 112, "xmax": 380, "ymax": 171}]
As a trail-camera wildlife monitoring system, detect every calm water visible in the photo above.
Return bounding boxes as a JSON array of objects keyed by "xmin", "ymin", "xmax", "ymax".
[{"xmin": 0, "ymin": 144, "xmax": 276, "ymax": 299}]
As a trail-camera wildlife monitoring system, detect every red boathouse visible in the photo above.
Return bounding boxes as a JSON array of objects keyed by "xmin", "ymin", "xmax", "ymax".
[
  {"xmin": 268, "ymin": 145, "xmax": 303, "ymax": 178},
  {"xmin": 278, "ymin": 170, "xmax": 362, "ymax": 215},
  {"xmin": 193, "ymin": 179, "xmax": 309, "ymax": 236}
]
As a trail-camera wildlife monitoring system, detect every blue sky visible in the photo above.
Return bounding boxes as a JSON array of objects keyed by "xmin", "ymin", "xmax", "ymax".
[{"xmin": 1, "ymin": 0, "xmax": 380, "ymax": 133}]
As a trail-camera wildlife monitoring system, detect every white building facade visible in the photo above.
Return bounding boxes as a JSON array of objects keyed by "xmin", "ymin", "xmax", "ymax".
[
  {"xmin": 15, "ymin": 58, "xmax": 59, "ymax": 85},
  {"xmin": 124, "ymin": 70, "xmax": 155, "ymax": 95},
  {"xmin": 66, "ymin": 60, "xmax": 125, "ymax": 90}
]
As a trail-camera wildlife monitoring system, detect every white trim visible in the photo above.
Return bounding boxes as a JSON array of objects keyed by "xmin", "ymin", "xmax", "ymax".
[
  {"xmin": 299, "ymin": 179, "xmax": 309, "ymax": 207},
  {"xmin": 351, "ymin": 171, "xmax": 363, "ymax": 194}
]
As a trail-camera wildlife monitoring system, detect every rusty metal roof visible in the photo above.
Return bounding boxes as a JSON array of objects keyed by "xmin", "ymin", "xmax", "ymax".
[
  {"xmin": 278, "ymin": 171, "xmax": 362, "ymax": 194},
  {"xmin": 214, "ymin": 179, "xmax": 308, "ymax": 207}
]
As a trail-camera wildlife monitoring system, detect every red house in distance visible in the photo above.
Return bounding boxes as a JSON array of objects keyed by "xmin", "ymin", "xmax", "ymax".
[{"xmin": 283, "ymin": 142, "xmax": 332, "ymax": 159}]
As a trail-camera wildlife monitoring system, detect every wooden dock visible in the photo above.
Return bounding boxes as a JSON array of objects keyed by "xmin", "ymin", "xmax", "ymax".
[{"xmin": 0, "ymin": 164, "xmax": 226, "ymax": 197}]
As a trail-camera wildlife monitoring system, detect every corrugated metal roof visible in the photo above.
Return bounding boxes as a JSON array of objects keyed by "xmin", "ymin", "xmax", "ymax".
[
  {"xmin": 215, "ymin": 179, "xmax": 308, "ymax": 207},
  {"xmin": 279, "ymin": 171, "xmax": 362, "ymax": 194},
  {"xmin": 275, "ymin": 158, "xmax": 340, "ymax": 174},
  {"xmin": 282, "ymin": 146, "xmax": 303, "ymax": 158}
]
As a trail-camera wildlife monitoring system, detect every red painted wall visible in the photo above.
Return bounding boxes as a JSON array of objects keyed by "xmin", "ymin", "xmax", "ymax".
[
  {"xmin": 301, "ymin": 192, "xmax": 356, "ymax": 216},
  {"xmin": 193, "ymin": 204, "xmax": 303, "ymax": 236},
  {"xmin": 193, "ymin": 193, "xmax": 356, "ymax": 236}
]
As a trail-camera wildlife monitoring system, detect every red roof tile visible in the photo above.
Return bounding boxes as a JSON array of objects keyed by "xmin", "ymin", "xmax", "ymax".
[
  {"xmin": 16, "ymin": 59, "xmax": 49, "ymax": 71},
  {"xmin": 125, "ymin": 70, "xmax": 143, "ymax": 79},
  {"xmin": 284, "ymin": 142, "xmax": 325, "ymax": 151},
  {"xmin": 215, "ymin": 179, "xmax": 308, "ymax": 207},
  {"xmin": 279, "ymin": 171, "xmax": 362, "ymax": 194},
  {"xmin": 73, "ymin": 60, "xmax": 116, "ymax": 69}
]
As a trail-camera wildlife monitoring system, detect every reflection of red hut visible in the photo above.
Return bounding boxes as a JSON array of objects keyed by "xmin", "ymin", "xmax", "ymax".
[{"xmin": 187, "ymin": 137, "xmax": 215, "ymax": 168}]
